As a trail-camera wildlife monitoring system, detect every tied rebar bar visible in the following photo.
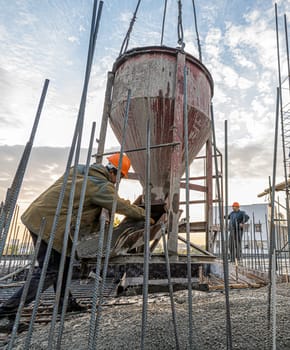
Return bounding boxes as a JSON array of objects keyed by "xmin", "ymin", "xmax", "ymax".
[
  {"xmin": 48, "ymin": 1, "xmax": 103, "ymax": 347},
  {"xmin": 87, "ymin": 213, "xmax": 106, "ymax": 350},
  {"xmin": 275, "ymin": 4, "xmax": 290, "ymax": 253},
  {"xmin": 224, "ymin": 120, "xmax": 229, "ymax": 269},
  {"xmin": 23, "ymin": 2, "xmax": 103, "ymax": 348},
  {"xmin": 92, "ymin": 89, "xmax": 131, "ymax": 348},
  {"xmin": 140, "ymin": 116, "xmax": 152, "ymax": 350},
  {"xmin": 7, "ymin": 218, "xmax": 46, "ymax": 350},
  {"xmin": 284, "ymin": 14, "xmax": 290, "ymax": 94},
  {"xmin": 0, "ymin": 79, "xmax": 49, "ymax": 258},
  {"xmin": 183, "ymin": 64, "xmax": 194, "ymax": 349},
  {"xmin": 272, "ymin": 249, "xmax": 277, "ymax": 350},
  {"xmin": 211, "ymin": 104, "xmax": 232, "ymax": 350},
  {"xmin": 267, "ymin": 88, "xmax": 280, "ymax": 334},
  {"xmin": 55, "ymin": 122, "xmax": 96, "ymax": 349},
  {"xmin": 161, "ymin": 224, "xmax": 180, "ymax": 349}
]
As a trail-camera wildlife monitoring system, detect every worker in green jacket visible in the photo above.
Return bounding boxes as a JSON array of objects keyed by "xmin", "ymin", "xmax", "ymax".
[{"xmin": 0, "ymin": 153, "xmax": 149, "ymax": 321}]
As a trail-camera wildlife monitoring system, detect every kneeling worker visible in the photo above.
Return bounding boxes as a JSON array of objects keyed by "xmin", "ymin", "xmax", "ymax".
[{"xmin": 0, "ymin": 153, "xmax": 153, "ymax": 320}]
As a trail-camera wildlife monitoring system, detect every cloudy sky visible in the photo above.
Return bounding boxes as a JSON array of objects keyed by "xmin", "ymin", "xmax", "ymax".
[{"xmin": 0, "ymin": 0, "xmax": 290, "ymax": 216}]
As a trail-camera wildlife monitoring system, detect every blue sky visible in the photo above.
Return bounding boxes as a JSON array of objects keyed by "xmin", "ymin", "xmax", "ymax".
[{"xmin": 0, "ymin": 0, "xmax": 290, "ymax": 213}]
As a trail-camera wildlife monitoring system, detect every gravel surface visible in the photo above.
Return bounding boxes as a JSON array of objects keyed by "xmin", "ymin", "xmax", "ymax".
[{"xmin": 5, "ymin": 284, "xmax": 290, "ymax": 349}]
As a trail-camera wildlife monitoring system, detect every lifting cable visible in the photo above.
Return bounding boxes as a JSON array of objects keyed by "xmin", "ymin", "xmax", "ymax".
[
  {"xmin": 177, "ymin": 0, "xmax": 185, "ymax": 50},
  {"xmin": 119, "ymin": 0, "xmax": 141, "ymax": 56},
  {"xmin": 160, "ymin": 0, "xmax": 168, "ymax": 45},
  {"xmin": 192, "ymin": 0, "xmax": 202, "ymax": 61},
  {"xmin": 160, "ymin": 0, "xmax": 167, "ymax": 46}
]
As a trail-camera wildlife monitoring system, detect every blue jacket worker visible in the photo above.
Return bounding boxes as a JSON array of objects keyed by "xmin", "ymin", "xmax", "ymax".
[{"xmin": 228, "ymin": 202, "xmax": 249, "ymax": 262}]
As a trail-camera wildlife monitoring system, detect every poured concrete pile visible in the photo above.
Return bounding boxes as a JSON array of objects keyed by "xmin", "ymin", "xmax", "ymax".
[{"xmin": 9, "ymin": 284, "xmax": 290, "ymax": 349}]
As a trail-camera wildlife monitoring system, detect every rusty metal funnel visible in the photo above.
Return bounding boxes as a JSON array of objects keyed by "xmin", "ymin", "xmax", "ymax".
[{"xmin": 110, "ymin": 46, "xmax": 213, "ymax": 201}]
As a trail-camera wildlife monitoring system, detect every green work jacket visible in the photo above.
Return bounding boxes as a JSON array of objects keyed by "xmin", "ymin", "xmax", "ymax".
[{"xmin": 21, "ymin": 164, "xmax": 145, "ymax": 255}]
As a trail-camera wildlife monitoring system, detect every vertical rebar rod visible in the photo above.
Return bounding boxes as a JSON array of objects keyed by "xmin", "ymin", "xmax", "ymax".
[
  {"xmin": 252, "ymin": 213, "xmax": 259, "ymax": 270},
  {"xmin": 275, "ymin": 4, "xmax": 290, "ymax": 249},
  {"xmin": 160, "ymin": 0, "xmax": 168, "ymax": 45},
  {"xmin": 284, "ymin": 14, "xmax": 290, "ymax": 94},
  {"xmin": 0, "ymin": 79, "xmax": 49, "ymax": 257},
  {"xmin": 183, "ymin": 64, "xmax": 194, "ymax": 349},
  {"xmin": 259, "ymin": 220, "xmax": 266, "ymax": 272},
  {"xmin": 267, "ymin": 87, "xmax": 280, "ymax": 332},
  {"xmin": 278, "ymin": 197, "xmax": 289, "ymax": 278},
  {"xmin": 141, "ymin": 116, "xmax": 151, "ymax": 350},
  {"xmin": 10, "ymin": 226, "xmax": 21, "ymax": 273},
  {"xmin": 6, "ymin": 205, "xmax": 19, "ymax": 274},
  {"xmin": 0, "ymin": 189, "xmax": 12, "ymax": 237},
  {"xmin": 9, "ymin": 206, "xmax": 20, "ymax": 272},
  {"xmin": 272, "ymin": 248, "xmax": 277, "ymax": 350},
  {"xmin": 191, "ymin": 0, "xmax": 202, "ymax": 61},
  {"xmin": 161, "ymin": 224, "xmax": 180, "ymax": 349},
  {"xmin": 7, "ymin": 219, "xmax": 46, "ymax": 350},
  {"xmin": 275, "ymin": 205, "xmax": 282, "ymax": 275},
  {"xmin": 56, "ymin": 123, "xmax": 96, "ymax": 349},
  {"xmin": 48, "ymin": 1, "xmax": 103, "ymax": 347},
  {"xmin": 265, "ymin": 213, "xmax": 270, "ymax": 272},
  {"xmin": 92, "ymin": 89, "xmax": 131, "ymax": 348},
  {"xmin": 250, "ymin": 220, "xmax": 254, "ymax": 270},
  {"xmin": 211, "ymin": 104, "xmax": 232, "ymax": 350},
  {"xmin": 23, "ymin": 3, "xmax": 102, "ymax": 346},
  {"xmin": 224, "ymin": 120, "xmax": 229, "ymax": 264},
  {"xmin": 87, "ymin": 214, "xmax": 106, "ymax": 350}
]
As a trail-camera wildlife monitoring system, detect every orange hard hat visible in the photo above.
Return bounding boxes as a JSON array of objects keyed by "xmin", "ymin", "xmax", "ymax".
[
  {"xmin": 232, "ymin": 202, "xmax": 240, "ymax": 207},
  {"xmin": 107, "ymin": 153, "xmax": 131, "ymax": 178}
]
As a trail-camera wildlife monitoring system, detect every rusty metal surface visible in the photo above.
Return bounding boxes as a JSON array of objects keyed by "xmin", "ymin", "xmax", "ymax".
[{"xmin": 110, "ymin": 46, "xmax": 214, "ymax": 202}]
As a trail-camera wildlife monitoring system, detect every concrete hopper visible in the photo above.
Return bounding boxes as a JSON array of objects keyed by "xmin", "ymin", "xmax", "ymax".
[{"xmin": 110, "ymin": 46, "xmax": 214, "ymax": 202}]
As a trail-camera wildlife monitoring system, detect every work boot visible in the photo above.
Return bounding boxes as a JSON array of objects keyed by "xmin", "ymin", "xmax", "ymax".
[
  {"xmin": 0, "ymin": 305, "xmax": 17, "ymax": 320},
  {"xmin": 58, "ymin": 297, "xmax": 87, "ymax": 314},
  {"xmin": 66, "ymin": 298, "xmax": 87, "ymax": 313}
]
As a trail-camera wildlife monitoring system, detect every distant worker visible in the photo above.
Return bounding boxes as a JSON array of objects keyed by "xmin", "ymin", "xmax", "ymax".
[
  {"xmin": 228, "ymin": 202, "xmax": 249, "ymax": 262},
  {"xmin": 0, "ymin": 153, "xmax": 153, "ymax": 322}
]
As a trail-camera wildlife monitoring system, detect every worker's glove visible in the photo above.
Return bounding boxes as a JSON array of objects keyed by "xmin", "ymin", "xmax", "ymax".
[{"xmin": 150, "ymin": 218, "xmax": 155, "ymax": 225}]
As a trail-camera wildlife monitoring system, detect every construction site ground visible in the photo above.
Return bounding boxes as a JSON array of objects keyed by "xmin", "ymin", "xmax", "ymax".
[
  {"xmin": 0, "ymin": 263, "xmax": 287, "ymax": 349},
  {"xmin": 1, "ymin": 283, "xmax": 289, "ymax": 349}
]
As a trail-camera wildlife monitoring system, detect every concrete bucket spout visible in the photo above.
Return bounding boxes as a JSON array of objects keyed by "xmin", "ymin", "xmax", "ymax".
[{"xmin": 110, "ymin": 46, "xmax": 214, "ymax": 202}]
